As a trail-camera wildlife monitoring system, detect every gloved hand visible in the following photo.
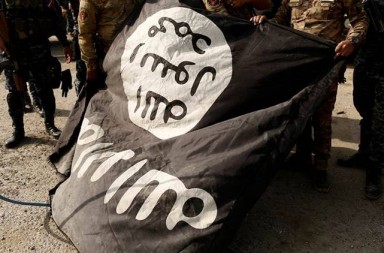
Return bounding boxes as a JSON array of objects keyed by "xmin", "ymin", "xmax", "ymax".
[{"xmin": 61, "ymin": 69, "xmax": 72, "ymax": 97}]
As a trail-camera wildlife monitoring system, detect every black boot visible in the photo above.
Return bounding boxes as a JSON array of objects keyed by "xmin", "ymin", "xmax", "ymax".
[
  {"xmin": 5, "ymin": 127, "xmax": 25, "ymax": 148},
  {"xmin": 5, "ymin": 92, "xmax": 25, "ymax": 148},
  {"xmin": 337, "ymin": 152, "xmax": 369, "ymax": 168},
  {"xmin": 339, "ymin": 118, "xmax": 372, "ymax": 168},
  {"xmin": 365, "ymin": 162, "xmax": 382, "ymax": 200},
  {"xmin": 45, "ymin": 120, "xmax": 61, "ymax": 139}
]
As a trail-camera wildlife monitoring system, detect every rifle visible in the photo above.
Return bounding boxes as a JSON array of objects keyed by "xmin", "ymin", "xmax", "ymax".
[
  {"xmin": 364, "ymin": 0, "xmax": 384, "ymax": 33},
  {"xmin": 0, "ymin": 1, "xmax": 26, "ymax": 92}
]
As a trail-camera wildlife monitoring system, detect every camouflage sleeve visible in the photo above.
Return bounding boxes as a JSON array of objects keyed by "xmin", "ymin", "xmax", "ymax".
[
  {"xmin": 78, "ymin": 0, "xmax": 99, "ymax": 71},
  {"xmin": 344, "ymin": 0, "xmax": 369, "ymax": 45},
  {"xmin": 270, "ymin": 0, "xmax": 291, "ymax": 26}
]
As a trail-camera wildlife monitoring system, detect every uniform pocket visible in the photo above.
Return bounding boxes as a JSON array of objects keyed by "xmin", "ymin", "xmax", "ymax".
[
  {"xmin": 289, "ymin": 0, "xmax": 303, "ymax": 7},
  {"xmin": 316, "ymin": 0, "xmax": 337, "ymax": 19},
  {"xmin": 289, "ymin": 0, "xmax": 305, "ymax": 21}
]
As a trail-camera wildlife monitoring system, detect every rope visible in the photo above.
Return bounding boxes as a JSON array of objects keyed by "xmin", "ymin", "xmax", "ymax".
[{"xmin": 0, "ymin": 193, "xmax": 50, "ymax": 207}]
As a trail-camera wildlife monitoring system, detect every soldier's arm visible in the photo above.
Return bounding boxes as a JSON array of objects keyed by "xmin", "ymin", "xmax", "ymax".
[
  {"xmin": 270, "ymin": 0, "xmax": 291, "ymax": 26},
  {"xmin": 344, "ymin": 0, "xmax": 369, "ymax": 46},
  {"xmin": 334, "ymin": 0, "xmax": 368, "ymax": 58},
  {"xmin": 78, "ymin": 0, "xmax": 99, "ymax": 76},
  {"xmin": 251, "ymin": 0, "xmax": 290, "ymax": 25}
]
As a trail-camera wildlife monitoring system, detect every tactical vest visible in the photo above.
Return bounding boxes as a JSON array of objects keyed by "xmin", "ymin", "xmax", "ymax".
[{"xmin": 4, "ymin": 0, "xmax": 56, "ymax": 42}]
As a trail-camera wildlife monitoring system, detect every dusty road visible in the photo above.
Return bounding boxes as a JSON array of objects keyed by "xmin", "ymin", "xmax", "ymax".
[{"xmin": 0, "ymin": 42, "xmax": 383, "ymax": 253}]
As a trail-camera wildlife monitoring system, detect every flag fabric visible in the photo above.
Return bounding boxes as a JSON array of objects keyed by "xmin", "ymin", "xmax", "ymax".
[{"xmin": 49, "ymin": 0, "xmax": 344, "ymax": 252}]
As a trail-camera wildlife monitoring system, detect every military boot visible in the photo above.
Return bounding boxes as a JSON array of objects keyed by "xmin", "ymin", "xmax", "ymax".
[
  {"xmin": 45, "ymin": 118, "xmax": 61, "ymax": 139},
  {"xmin": 5, "ymin": 125, "xmax": 25, "ymax": 148},
  {"xmin": 338, "ymin": 120, "xmax": 372, "ymax": 168},
  {"xmin": 5, "ymin": 92, "xmax": 25, "ymax": 148},
  {"xmin": 337, "ymin": 152, "xmax": 369, "ymax": 168},
  {"xmin": 365, "ymin": 161, "xmax": 382, "ymax": 200}
]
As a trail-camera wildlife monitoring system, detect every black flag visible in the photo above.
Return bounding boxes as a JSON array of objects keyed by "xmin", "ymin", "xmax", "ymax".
[{"xmin": 49, "ymin": 0, "xmax": 344, "ymax": 252}]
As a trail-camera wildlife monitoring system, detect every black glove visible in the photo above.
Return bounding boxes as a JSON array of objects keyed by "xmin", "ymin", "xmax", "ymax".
[{"xmin": 61, "ymin": 69, "xmax": 72, "ymax": 97}]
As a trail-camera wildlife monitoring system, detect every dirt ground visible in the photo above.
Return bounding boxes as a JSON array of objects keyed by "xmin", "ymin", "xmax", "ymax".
[{"xmin": 0, "ymin": 41, "xmax": 383, "ymax": 253}]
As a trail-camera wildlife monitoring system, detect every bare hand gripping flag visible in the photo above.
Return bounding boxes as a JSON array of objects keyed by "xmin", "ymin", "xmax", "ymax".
[{"xmin": 49, "ymin": 0, "xmax": 345, "ymax": 252}]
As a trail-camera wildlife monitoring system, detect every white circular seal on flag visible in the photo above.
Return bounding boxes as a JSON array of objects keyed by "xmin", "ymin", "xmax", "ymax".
[{"xmin": 121, "ymin": 7, "xmax": 232, "ymax": 139}]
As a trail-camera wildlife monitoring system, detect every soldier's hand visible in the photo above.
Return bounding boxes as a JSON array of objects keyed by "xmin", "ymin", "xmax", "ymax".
[
  {"xmin": 250, "ymin": 15, "xmax": 267, "ymax": 25},
  {"xmin": 334, "ymin": 40, "xmax": 355, "ymax": 58},
  {"xmin": 63, "ymin": 45, "xmax": 72, "ymax": 63}
]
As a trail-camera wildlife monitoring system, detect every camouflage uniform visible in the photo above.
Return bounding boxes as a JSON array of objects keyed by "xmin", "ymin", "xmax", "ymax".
[
  {"xmin": 272, "ymin": 0, "xmax": 368, "ymax": 170},
  {"xmin": 2, "ymin": 0, "xmax": 70, "ymax": 147},
  {"xmin": 78, "ymin": 0, "xmax": 137, "ymax": 74}
]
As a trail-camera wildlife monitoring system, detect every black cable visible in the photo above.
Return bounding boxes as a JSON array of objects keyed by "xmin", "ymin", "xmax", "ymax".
[{"xmin": 0, "ymin": 193, "xmax": 50, "ymax": 207}]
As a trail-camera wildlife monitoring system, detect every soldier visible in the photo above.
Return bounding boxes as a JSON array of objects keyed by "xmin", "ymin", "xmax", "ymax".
[
  {"xmin": 78, "ymin": 0, "xmax": 139, "ymax": 87},
  {"xmin": 0, "ymin": 0, "xmax": 72, "ymax": 148},
  {"xmin": 338, "ymin": 0, "xmax": 384, "ymax": 199},
  {"xmin": 251, "ymin": 0, "xmax": 369, "ymax": 192}
]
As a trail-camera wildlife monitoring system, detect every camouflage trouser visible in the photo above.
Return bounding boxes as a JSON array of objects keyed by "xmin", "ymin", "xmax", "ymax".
[
  {"xmin": 312, "ymin": 80, "xmax": 338, "ymax": 162},
  {"xmin": 357, "ymin": 64, "xmax": 384, "ymax": 165},
  {"xmin": 297, "ymin": 80, "xmax": 338, "ymax": 170}
]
